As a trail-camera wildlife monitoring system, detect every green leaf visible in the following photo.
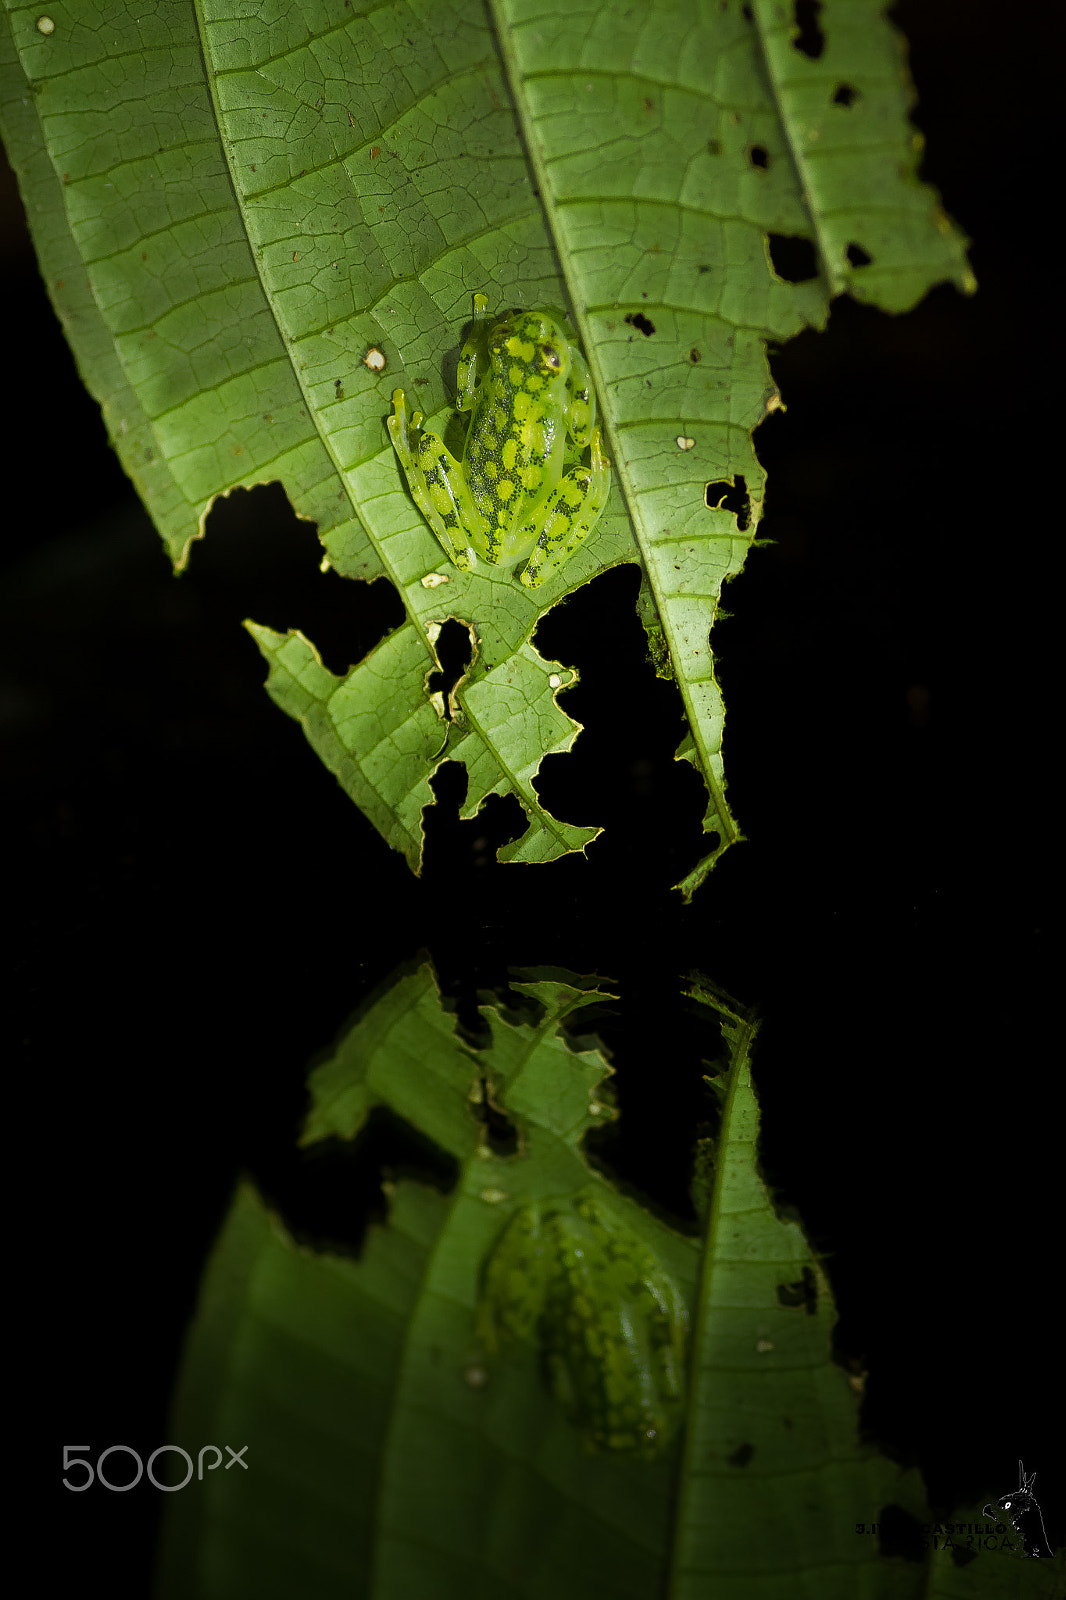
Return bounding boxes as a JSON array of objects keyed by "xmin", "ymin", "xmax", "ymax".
[
  {"xmin": 157, "ymin": 967, "xmax": 1063, "ymax": 1598},
  {"xmin": 0, "ymin": 0, "xmax": 972, "ymax": 885}
]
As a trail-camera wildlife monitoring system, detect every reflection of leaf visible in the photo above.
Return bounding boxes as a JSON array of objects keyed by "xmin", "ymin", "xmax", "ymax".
[
  {"xmin": 158, "ymin": 966, "xmax": 1065, "ymax": 1598},
  {"xmin": 1, "ymin": 1, "xmax": 972, "ymax": 885}
]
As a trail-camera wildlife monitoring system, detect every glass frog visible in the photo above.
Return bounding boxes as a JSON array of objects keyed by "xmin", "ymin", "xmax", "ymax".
[
  {"xmin": 476, "ymin": 1193, "xmax": 688, "ymax": 1454},
  {"xmin": 388, "ymin": 293, "xmax": 611, "ymax": 587}
]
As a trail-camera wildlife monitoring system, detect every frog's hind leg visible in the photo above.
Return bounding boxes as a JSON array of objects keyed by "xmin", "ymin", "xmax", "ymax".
[
  {"xmin": 519, "ymin": 427, "xmax": 611, "ymax": 588},
  {"xmin": 387, "ymin": 388, "xmax": 484, "ymax": 571}
]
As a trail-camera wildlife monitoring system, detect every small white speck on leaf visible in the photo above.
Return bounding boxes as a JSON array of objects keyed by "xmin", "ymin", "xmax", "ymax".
[
  {"xmin": 319, "ymin": 555, "xmax": 331, "ymax": 573},
  {"xmin": 676, "ymin": 435, "xmax": 695, "ymax": 450},
  {"xmin": 36, "ymin": 15, "xmax": 55, "ymax": 33},
  {"xmin": 463, "ymin": 1364, "xmax": 489, "ymax": 1389},
  {"xmin": 548, "ymin": 673, "xmax": 562, "ymax": 688},
  {"xmin": 479, "ymin": 1188, "xmax": 509, "ymax": 1205},
  {"xmin": 756, "ymin": 1339, "xmax": 774, "ymax": 1353},
  {"xmin": 421, "ymin": 572, "xmax": 450, "ymax": 589},
  {"xmin": 363, "ymin": 347, "xmax": 387, "ymax": 372}
]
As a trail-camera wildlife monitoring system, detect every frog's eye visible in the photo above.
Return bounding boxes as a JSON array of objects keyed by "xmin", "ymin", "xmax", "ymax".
[{"xmin": 538, "ymin": 342, "xmax": 566, "ymax": 376}]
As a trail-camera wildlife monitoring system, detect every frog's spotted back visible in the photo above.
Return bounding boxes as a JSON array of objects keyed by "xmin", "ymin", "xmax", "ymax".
[
  {"xmin": 477, "ymin": 1193, "xmax": 688, "ymax": 1454},
  {"xmin": 388, "ymin": 294, "xmax": 611, "ymax": 586}
]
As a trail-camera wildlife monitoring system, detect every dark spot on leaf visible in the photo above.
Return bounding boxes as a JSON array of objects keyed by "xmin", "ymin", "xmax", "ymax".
[
  {"xmin": 624, "ymin": 312, "xmax": 655, "ymax": 337},
  {"xmin": 846, "ymin": 241, "xmax": 873, "ymax": 268},
  {"xmin": 833, "ymin": 83, "xmax": 859, "ymax": 108},
  {"xmin": 707, "ymin": 138, "xmax": 722, "ymax": 155},
  {"xmin": 741, "ymin": 2, "xmax": 753, "ymax": 19},
  {"xmin": 749, "ymin": 145, "xmax": 769, "ymax": 169},
  {"xmin": 689, "ymin": 348, "xmax": 701, "ymax": 363},
  {"xmin": 792, "ymin": 0, "xmax": 825, "ymax": 59},
  {"xmin": 705, "ymin": 475, "xmax": 750, "ymax": 530},
  {"xmin": 767, "ymin": 233, "xmax": 818, "ymax": 282},
  {"xmin": 728, "ymin": 1441, "xmax": 755, "ymax": 1467}
]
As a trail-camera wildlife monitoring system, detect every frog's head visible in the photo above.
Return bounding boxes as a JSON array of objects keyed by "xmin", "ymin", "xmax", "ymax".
[{"xmin": 489, "ymin": 310, "xmax": 571, "ymax": 384}]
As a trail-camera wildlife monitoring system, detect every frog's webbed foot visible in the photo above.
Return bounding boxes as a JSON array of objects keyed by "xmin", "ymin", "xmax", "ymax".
[
  {"xmin": 519, "ymin": 427, "xmax": 611, "ymax": 588},
  {"xmin": 388, "ymin": 388, "xmax": 482, "ymax": 572}
]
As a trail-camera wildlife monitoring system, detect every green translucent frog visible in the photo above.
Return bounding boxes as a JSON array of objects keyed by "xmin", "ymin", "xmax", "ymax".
[
  {"xmin": 476, "ymin": 1193, "xmax": 688, "ymax": 1454},
  {"xmin": 388, "ymin": 293, "xmax": 611, "ymax": 587}
]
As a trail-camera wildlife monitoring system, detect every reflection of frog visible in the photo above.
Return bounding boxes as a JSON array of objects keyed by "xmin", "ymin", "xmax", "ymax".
[
  {"xmin": 388, "ymin": 294, "xmax": 611, "ymax": 586},
  {"xmin": 476, "ymin": 1194, "xmax": 687, "ymax": 1454}
]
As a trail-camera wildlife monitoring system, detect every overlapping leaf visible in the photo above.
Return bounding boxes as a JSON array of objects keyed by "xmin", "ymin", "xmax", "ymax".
[{"xmin": 0, "ymin": 0, "xmax": 972, "ymax": 884}]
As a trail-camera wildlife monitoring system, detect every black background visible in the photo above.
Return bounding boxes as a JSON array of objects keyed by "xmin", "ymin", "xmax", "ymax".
[{"xmin": 5, "ymin": 1, "xmax": 1059, "ymax": 1588}]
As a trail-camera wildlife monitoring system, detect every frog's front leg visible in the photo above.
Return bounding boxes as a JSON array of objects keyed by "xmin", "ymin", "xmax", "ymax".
[
  {"xmin": 519, "ymin": 427, "xmax": 611, "ymax": 588},
  {"xmin": 387, "ymin": 388, "xmax": 486, "ymax": 571}
]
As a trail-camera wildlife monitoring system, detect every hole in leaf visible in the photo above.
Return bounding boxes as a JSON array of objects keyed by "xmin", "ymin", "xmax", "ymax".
[
  {"xmin": 792, "ymin": 0, "xmax": 825, "ymax": 59},
  {"xmin": 776, "ymin": 1265, "xmax": 818, "ymax": 1314},
  {"xmin": 421, "ymin": 763, "xmax": 527, "ymax": 885},
  {"xmin": 624, "ymin": 312, "xmax": 656, "ymax": 337},
  {"xmin": 472, "ymin": 1076, "xmax": 520, "ymax": 1155},
  {"xmin": 195, "ymin": 482, "xmax": 404, "ymax": 676},
  {"xmin": 275, "ymin": 1105, "xmax": 461, "ymax": 1258},
  {"xmin": 426, "ymin": 617, "xmax": 473, "ymax": 720},
  {"xmin": 748, "ymin": 144, "xmax": 770, "ymax": 169},
  {"xmin": 877, "ymin": 1504, "xmax": 926, "ymax": 1563},
  {"xmin": 579, "ymin": 989, "xmax": 717, "ymax": 1228},
  {"xmin": 846, "ymin": 241, "xmax": 873, "ymax": 268},
  {"xmin": 833, "ymin": 83, "xmax": 859, "ymax": 108},
  {"xmin": 767, "ymin": 233, "xmax": 819, "ymax": 283},
  {"xmin": 704, "ymin": 475, "xmax": 751, "ymax": 529},
  {"xmin": 427, "ymin": 756, "xmax": 468, "ymax": 811}
]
